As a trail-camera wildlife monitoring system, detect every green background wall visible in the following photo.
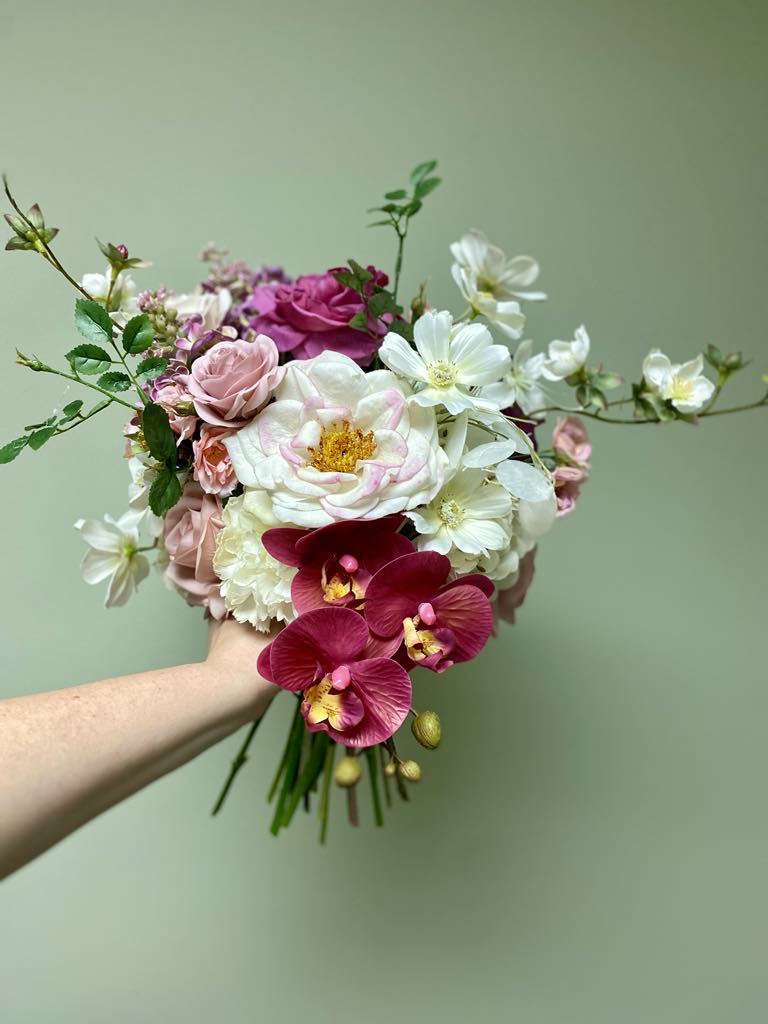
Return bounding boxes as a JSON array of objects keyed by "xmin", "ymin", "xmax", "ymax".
[{"xmin": 1, "ymin": 1, "xmax": 766, "ymax": 1021}]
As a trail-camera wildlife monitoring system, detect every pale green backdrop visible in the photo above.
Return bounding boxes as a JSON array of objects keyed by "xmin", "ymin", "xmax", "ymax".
[{"xmin": 1, "ymin": 1, "xmax": 766, "ymax": 1021}]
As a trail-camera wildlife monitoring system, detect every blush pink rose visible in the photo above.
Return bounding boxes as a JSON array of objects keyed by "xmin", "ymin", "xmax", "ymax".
[
  {"xmin": 187, "ymin": 335, "xmax": 284, "ymax": 428},
  {"xmin": 192, "ymin": 425, "xmax": 237, "ymax": 496},
  {"xmin": 552, "ymin": 416, "xmax": 591, "ymax": 467},
  {"xmin": 552, "ymin": 465, "xmax": 586, "ymax": 516},
  {"xmin": 154, "ymin": 377, "xmax": 197, "ymax": 441},
  {"xmin": 163, "ymin": 483, "xmax": 226, "ymax": 618}
]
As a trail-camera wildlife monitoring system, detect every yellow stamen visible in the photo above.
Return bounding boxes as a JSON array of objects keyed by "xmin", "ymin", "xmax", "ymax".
[
  {"xmin": 308, "ymin": 420, "xmax": 376, "ymax": 474},
  {"xmin": 403, "ymin": 615, "xmax": 443, "ymax": 662},
  {"xmin": 303, "ymin": 676, "xmax": 346, "ymax": 730}
]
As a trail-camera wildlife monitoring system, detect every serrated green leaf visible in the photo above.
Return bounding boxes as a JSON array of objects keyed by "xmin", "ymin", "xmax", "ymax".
[
  {"xmin": 75, "ymin": 297, "xmax": 113, "ymax": 344},
  {"xmin": 384, "ymin": 189, "xmax": 407, "ymax": 200},
  {"xmin": 136, "ymin": 355, "xmax": 168, "ymax": 384},
  {"xmin": 410, "ymin": 160, "xmax": 438, "ymax": 185},
  {"xmin": 66, "ymin": 343, "xmax": 113, "ymax": 375},
  {"xmin": 347, "ymin": 259, "xmax": 373, "ymax": 284},
  {"xmin": 142, "ymin": 402, "xmax": 177, "ymax": 465},
  {"xmin": 97, "ymin": 370, "xmax": 132, "ymax": 392},
  {"xmin": 386, "ymin": 319, "xmax": 414, "ymax": 343},
  {"xmin": 0, "ymin": 436, "xmax": 29, "ymax": 464},
  {"xmin": 122, "ymin": 314, "xmax": 154, "ymax": 354},
  {"xmin": 28, "ymin": 425, "xmax": 58, "ymax": 450},
  {"xmin": 333, "ymin": 270, "xmax": 363, "ymax": 293},
  {"xmin": 88, "ymin": 399, "xmax": 112, "ymax": 416},
  {"xmin": 149, "ymin": 466, "xmax": 183, "ymax": 516},
  {"xmin": 367, "ymin": 291, "xmax": 400, "ymax": 319},
  {"xmin": 61, "ymin": 400, "xmax": 84, "ymax": 418},
  {"xmin": 414, "ymin": 176, "xmax": 441, "ymax": 199},
  {"xmin": 348, "ymin": 310, "xmax": 369, "ymax": 331}
]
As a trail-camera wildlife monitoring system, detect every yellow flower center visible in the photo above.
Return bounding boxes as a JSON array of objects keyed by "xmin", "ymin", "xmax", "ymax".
[
  {"xmin": 403, "ymin": 616, "xmax": 444, "ymax": 662},
  {"xmin": 426, "ymin": 360, "xmax": 458, "ymax": 389},
  {"xmin": 308, "ymin": 421, "xmax": 377, "ymax": 473},
  {"xmin": 439, "ymin": 498, "xmax": 465, "ymax": 527},
  {"xmin": 303, "ymin": 676, "xmax": 347, "ymax": 730},
  {"xmin": 668, "ymin": 376, "xmax": 694, "ymax": 403}
]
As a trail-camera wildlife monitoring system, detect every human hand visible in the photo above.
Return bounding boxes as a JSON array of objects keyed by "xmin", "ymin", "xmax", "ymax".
[{"xmin": 206, "ymin": 617, "xmax": 280, "ymax": 723}]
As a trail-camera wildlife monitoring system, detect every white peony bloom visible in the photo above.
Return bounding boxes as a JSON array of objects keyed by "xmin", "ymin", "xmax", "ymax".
[
  {"xmin": 80, "ymin": 267, "xmax": 139, "ymax": 324},
  {"xmin": 380, "ymin": 310, "xmax": 511, "ymax": 415},
  {"xmin": 642, "ymin": 350, "xmax": 715, "ymax": 413},
  {"xmin": 213, "ymin": 489, "xmax": 296, "ymax": 631},
  {"xmin": 451, "ymin": 228, "xmax": 544, "ymax": 338},
  {"xmin": 74, "ymin": 508, "xmax": 150, "ymax": 607},
  {"xmin": 541, "ymin": 325, "xmax": 590, "ymax": 381},
  {"xmin": 225, "ymin": 350, "xmax": 446, "ymax": 528},
  {"xmin": 478, "ymin": 338, "xmax": 547, "ymax": 414}
]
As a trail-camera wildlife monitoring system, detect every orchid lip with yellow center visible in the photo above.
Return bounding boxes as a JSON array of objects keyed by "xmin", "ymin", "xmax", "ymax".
[
  {"xmin": 426, "ymin": 360, "xmax": 459, "ymax": 389},
  {"xmin": 308, "ymin": 420, "xmax": 377, "ymax": 474},
  {"xmin": 302, "ymin": 667, "xmax": 362, "ymax": 731},
  {"xmin": 403, "ymin": 614, "xmax": 445, "ymax": 662},
  {"xmin": 320, "ymin": 556, "xmax": 366, "ymax": 605}
]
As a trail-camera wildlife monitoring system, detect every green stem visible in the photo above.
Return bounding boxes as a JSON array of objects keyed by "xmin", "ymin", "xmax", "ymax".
[
  {"xmin": 282, "ymin": 732, "xmax": 330, "ymax": 828},
  {"xmin": 392, "ymin": 225, "xmax": 406, "ymax": 304},
  {"xmin": 39, "ymin": 364, "xmax": 136, "ymax": 411},
  {"xmin": 318, "ymin": 741, "xmax": 336, "ymax": 845},
  {"xmin": 210, "ymin": 719, "xmax": 261, "ymax": 816},
  {"xmin": 267, "ymin": 698, "xmax": 301, "ymax": 803},
  {"xmin": 379, "ymin": 744, "xmax": 392, "ymax": 808},
  {"xmin": 365, "ymin": 747, "xmax": 384, "ymax": 827},
  {"xmin": 270, "ymin": 705, "xmax": 306, "ymax": 836}
]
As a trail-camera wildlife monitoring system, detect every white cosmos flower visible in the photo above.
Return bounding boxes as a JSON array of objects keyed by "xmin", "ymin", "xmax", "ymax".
[
  {"xmin": 213, "ymin": 489, "xmax": 296, "ymax": 631},
  {"xmin": 541, "ymin": 325, "xmax": 590, "ymax": 381},
  {"xmin": 127, "ymin": 456, "xmax": 163, "ymax": 537},
  {"xmin": 478, "ymin": 339, "xmax": 547, "ymax": 414},
  {"xmin": 379, "ymin": 309, "xmax": 511, "ymax": 415},
  {"xmin": 80, "ymin": 267, "xmax": 139, "ymax": 325},
  {"xmin": 451, "ymin": 228, "xmax": 545, "ymax": 338},
  {"xmin": 642, "ymin": 350, "xmax": 715, "ymax": 413},
  {"xmin": 74, "ymin": 508, "xmax": 150, "ymax": 607},
  {"xmin": 225, "ymin": 350, "xmax": 445, "ymax": 528}
]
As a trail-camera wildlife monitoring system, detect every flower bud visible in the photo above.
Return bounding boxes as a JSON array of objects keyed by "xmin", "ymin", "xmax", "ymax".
[
  {"xmin": 398, "ymin": 759, "xmax": 422, "ymax": 783},
  {"xmin": 334, "ymin": 755, "xmax": 362, "ymax": 788},
  {"xmin": 411, "ymin": 710, "xmax": 442, "ymax": 750},
  {"xmin": 383, "ymin": 759, "xmax": 397, "ymax": 777}
]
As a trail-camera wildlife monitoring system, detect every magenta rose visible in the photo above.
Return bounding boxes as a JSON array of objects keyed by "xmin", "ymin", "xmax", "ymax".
[
  {"xmin": 245, "ymin": 266, "xmax": 390, "ymax": 365},
  {"xmin": 192, "ymin": 425, "xmax": 237, "ymax": 497},
  {"xmin": 163, "ymin": 483, "xmax": 226, "ymax": 618},
  {"xmin": 187, "ymin": 335, "xmax": 284, "ymax": 428}
]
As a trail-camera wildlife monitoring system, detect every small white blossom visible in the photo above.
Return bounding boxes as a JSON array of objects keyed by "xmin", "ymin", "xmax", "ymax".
[
  {"xmin": 213, "ymin": 490, "xmax": 296, "ymax": 631},
  {"xmin": 379, "ymin": 310, "xmax": 511, "ymax": 415},
  {"xmin": 541, "ymin": 325, "xmax": 590, "ymax": 381},
  {"xmin": 127, "ymin": 456, "xmax": 164, "ymax": 538},
  {"xmin": 450, "ymin": 229, "xmax": 544, "ymax": 338},
  {"xmin": 74, "ymin": 508, "xmax": 150, "ymax": 607},
  {"xmin": 642, "ymin": 350, "xmax": 715, "ymax": 413},
  {"xmin": 479, "ymin": 339, "xmax": 547, "ymax": 414},
  {"xmin": 80, "ymin": 267, "xmax": 139, "ymax": 324}
]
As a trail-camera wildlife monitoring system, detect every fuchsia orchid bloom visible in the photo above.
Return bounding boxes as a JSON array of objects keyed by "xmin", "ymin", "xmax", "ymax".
[
  {"xmin": 257, "ymin": 606, "xmax": 412, "ymax": 746},
  {"xmin": 364, "ymin": 551, "xmax": 495, "ymax": 673},
  {"xmin": 261, "ymin": 515, "xmax": 414, "ymax": 613}
]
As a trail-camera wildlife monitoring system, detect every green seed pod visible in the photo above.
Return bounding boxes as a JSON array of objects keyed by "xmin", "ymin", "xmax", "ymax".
[
  {"xmin": 398, "ymin": 759, "xmax": 422, "ymax": 783},
  {"xmin": 334, "ymin": 755, "xmax": 362, "ymax": 788},
  {"xmin": 411, "ymin": 710, "xmax": 442, "ymax": 750}
]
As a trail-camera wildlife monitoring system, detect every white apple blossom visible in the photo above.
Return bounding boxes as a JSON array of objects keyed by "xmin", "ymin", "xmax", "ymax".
[
  {"xmin": 225, "ymin": 350, "xmax": 446, "ymax": 528},
  {"xmin": 642, "ymin": 350, "xmax": 715, "ymax": 413},
  {"xmin": 80, "ymin": 267, "xmax": 139, "ymax": 324},
  {"xmin": 379, "ymin": 309, "xmax": 511, "ymax": 415},
  {"xmin": 74, "ymin": 508, "xmax": 150, "ymax": 607},
  {"xmin": 478, "ymin": 338, "xmax": 547, "ymax": 414},
  {"xmin": 451, "ymin": 229, "xmax": 544, "ymax": 338},
  {"xmin": 541, "ymin": 325, "xmax": 590, "ymax": 381},
  {"xmin": 213, "ymin": 490, "xmax": 296, "ymax": 631}
]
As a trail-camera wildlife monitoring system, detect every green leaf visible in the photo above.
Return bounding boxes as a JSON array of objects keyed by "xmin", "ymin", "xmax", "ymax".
[
  {"xmin": 142, "ymin": 402, "xmax": 177, "ymax": 465},
  {"xmin": 148, "ymin": 466, "xmax": 183, "ymax": 516},
  {"xmin": 386, "ymin": 319, "xmax": 414, "ymax": 343},
  {"xmin": 404, "ymin": 199, "xmax": 423, "ymax": 217},
  {"xmin": 0, "ymin": 436, "xmax": 29, "ymax": 464},
  {"xmin": 88, "ymin": 399, "xmax": 112, "ymax": 416},
  {"xmin": 136, "ymin": 355, "xmax": 168, "ymax": 384},
  {"xmin": 347, "ymin": 259, "xmax": 373, "ymax": 284},
  {"xmin": 66, "ymin": 343, "xmax": 113, "ymax": 375},
  {"xmin": 75, "ymin": 297, "xmax": 113, "ymax": 344},
  {"xmin": 122, "ymin": 314, "xmax": 154, "ymax": 354},
  {"xmin": 61, "ymin": 400, "xmax": 84, "ymax": 420},
  {"xmin": 384, "ymin": 189, "xmax": 407, "ymax": 200},
  {"xmin": 367, "ymin": 220, "xmax": 394, "ymax": 228},
  {"xmin": 348, "ymin": 310, "xmax": 369, "ymax": 331},
  {"xmin": 333, "ymin": 270, "xmax": 363, "ymax": 293},
  {"xmin": 28, "ymin": 425, "xmax": 57, "ymax": 450},
  {"xmin": 367, "ymin": 291, "xmax": 400, "ymax": 319},
  {"xmin": 97, "ymin": 370, "xmax": 132, "ymax": 392},
  {"xmin": 414, "ymin": 176, "xmax": 441, "ymax": 199},
  {"xmin": 410, "ymin": 160, "xmax": 438, "ymax": 185}
]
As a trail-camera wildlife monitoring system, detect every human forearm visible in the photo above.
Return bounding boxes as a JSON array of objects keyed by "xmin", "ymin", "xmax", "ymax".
[{"xmin": 0, "ymin": 622, "xmax": 276, "ymax": 878}]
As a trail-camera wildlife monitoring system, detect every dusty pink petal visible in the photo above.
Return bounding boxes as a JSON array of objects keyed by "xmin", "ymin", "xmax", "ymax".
[
  {"xmin": 430, "ymin": 585, "xmax": 494, "ymax": 663},
  {"xmin": 496, "ymin": 548, "xmax": 537, "ymax": 625},
  {"xmin": 326, "ymin": 658, "xmax": 412, "ymax": 747}
]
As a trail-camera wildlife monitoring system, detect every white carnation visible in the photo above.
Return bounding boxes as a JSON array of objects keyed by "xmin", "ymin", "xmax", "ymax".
[{"xmin": 213, "ymin": 490, "xmax": 296, "ymax": 632}]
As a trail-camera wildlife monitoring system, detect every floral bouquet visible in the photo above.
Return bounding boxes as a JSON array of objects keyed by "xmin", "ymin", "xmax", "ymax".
[{"xmin": 3, "ymin": 163, "xmax": 765, "ymax": 840}]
